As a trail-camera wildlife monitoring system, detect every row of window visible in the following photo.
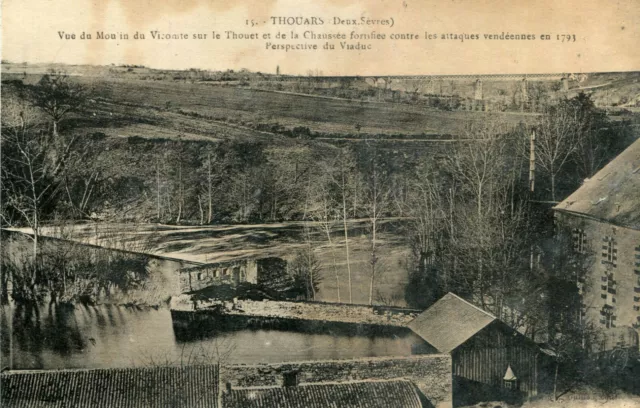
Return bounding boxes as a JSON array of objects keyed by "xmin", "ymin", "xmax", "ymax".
[
  {"xmin": 196, "ymin": 267, "xmax": 234, "ymax": 281},
  {"xmin": 601, "ymin": 236, "xmax": 617, "ymax": 267},
  {"xmin": 571, "ymin": 229, "xmax": 640, "ymax": 329},
  {"xmin": 635, "ymin": 245, "xmax": 640, "ymax": 276},
  {"xmin": 571, "ymin": 229, "xmax": 619, "ymax": 267},
  {"xmin": 635, "ymin": 245, "xmax": 640, "ymax": 302}
]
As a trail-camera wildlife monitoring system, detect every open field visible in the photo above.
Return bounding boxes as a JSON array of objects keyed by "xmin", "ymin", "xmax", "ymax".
[
  {"xmin": 84, "ymin": 78, "xmax": 538, "ymax": 136},
  {"xmin": 5, "ymin": 219, "xmax": 412, "ymax": 306},
  {"xmin": 3, "ymin": 69, "xmax": 538, "ymax": 140},
  {"xmin": 6, "ymin": 64, "xmax": 638, "ymax": 148}
]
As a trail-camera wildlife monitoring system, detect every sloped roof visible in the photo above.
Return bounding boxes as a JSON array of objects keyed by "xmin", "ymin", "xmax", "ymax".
[
  {"xmin": 223, "ymin": 380, "xmax": 422, "ymax": 408},
  {"xmin": 1, "ymin": 365, "xmax": 220, "ymax": 408},
  {"xmin": 554, "ymin": 138, "xmax": 640, "ymax": 230},
  {"xmin": 408, "ymin": 292, "xmax": 496, "ymax": 353}
]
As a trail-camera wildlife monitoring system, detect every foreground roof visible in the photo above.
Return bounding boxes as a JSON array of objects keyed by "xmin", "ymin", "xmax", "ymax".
[
  {"xmin": 223, "ymin": 380, "xmax": 423, "ymax": 408},
  {"xmin": 408, "ymin": 292, "xmax": 496, "ymax": 353},
  {"xmin": 1, "ymin": 365, "xmax": 220, "ymax": 408},
  {"xmin": 554, "ymin": 138, "xmax": 640, "ymax": 230}
]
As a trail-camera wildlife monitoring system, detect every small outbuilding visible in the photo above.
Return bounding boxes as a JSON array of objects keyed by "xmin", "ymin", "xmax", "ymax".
[{"xmin": 408, "ymin": 293, "xmax": 546, "ymax": 405}]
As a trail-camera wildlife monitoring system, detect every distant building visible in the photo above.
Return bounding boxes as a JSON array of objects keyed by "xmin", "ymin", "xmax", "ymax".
[
  {"xmin": 180, "ymin": 259, "xmax": 258, "ymax": 292},
  {"xmin": 553, "ymin": 138, "xmax": 640, "ymax": 336},
  {"xmin": 408, "ymin": 293, "xmax": 545, "ymax": 405},
  {"xmin": 179, "ymin": 257, "xmax": 286, "ymax": 293}
]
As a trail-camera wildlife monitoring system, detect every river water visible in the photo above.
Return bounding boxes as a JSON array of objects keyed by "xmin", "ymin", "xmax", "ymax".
[{"xmin": 1, "ymin": 302, "xmax": 421, "ymax": 370}]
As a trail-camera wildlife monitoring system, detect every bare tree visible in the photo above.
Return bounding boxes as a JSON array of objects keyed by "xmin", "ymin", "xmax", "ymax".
[
  {"xmin": 290, "ymin": 223, "xmax": 323, "ymax": 300},
  {"xmin": 446, "ymin": 120, "xmax": 511, "ymax": 217},
  {"xmin": 206, "ymin": 152, "xmax": 215, "ymax": 223},
  {"xmin": 438, "ymin": 120, "xmax": 536, "ymax": 312},
  {"xmin": 569, "ymin": 93, "xmax": 625, "ymax": 180},
  {"xmin": 535, "ymin": 100, "xmax": 582, "ymax": 201},
  {"xmin": 28, "ymin": 70, "xmax": 86, "ymax": 136},
  {"xmin": 334, "ymin": 149, "xmax": 356, "ymax": 303},
  {"xmin": 362, "ymin": 146, "xmax": 391, "ymax": 305},
  {"xmin": 1, "ymin": 92, "xmax": 78, "ymax": 300},
  {"xmin": 403, "ymin": 161, "xmax": 448, "ymax": 308},
  {"xmin": 307, "ymin": 169, "xmax": 341, "ymax": 302}
]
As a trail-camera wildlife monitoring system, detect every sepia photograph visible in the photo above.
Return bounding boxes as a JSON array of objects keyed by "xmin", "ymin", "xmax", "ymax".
[{"xmin": 1, "ymin": 1, "xmax": 640, "ymax": 407}]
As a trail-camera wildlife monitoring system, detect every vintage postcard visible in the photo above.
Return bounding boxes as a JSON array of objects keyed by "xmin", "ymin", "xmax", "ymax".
[{"xmin": 1, "ymin": 0, "xmax": 639, "ymax": 407}]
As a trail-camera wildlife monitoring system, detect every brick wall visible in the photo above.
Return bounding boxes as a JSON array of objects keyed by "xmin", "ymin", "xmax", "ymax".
[{"xmin": 220, "ymin": 355, "xmax": 452, "ymax": 408}]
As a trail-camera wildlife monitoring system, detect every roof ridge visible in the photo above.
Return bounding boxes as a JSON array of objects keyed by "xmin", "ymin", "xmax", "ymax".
[
  {"xmin": 445, "ymin": 292, "xmax": 497, "ymax": 321},
  {"xmin": 301, "ymin": 379, "xmax": 414, "ymax": 387},
  {"xmin": 1, "ymin": 364, "xmax": 218, "ymax": 375},
  {"xmin": 230, "ymin": 379, "xmax": 414, "ymax": 391},
  {"xmin": 224, "ymin": 354, "xmax": 447, "ymax": 368}
]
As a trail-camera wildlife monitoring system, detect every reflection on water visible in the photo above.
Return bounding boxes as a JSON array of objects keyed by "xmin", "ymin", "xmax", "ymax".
[{"xmin": 1, "ymin": 302, "xmax": 419, "ymax": 370}]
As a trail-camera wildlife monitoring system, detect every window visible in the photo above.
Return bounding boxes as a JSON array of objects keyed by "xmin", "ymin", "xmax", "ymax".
[
  {"xmin": 283, "ymin": 371, "xmax": 299, "ymax": 387},
  {"xmin": 222, "ymin": 268, "xmax": 228, "ymax": 276},
  {"xmin": 600, "ymin": 305, "xmax": 615, "ymax": 328},
  {"xmin": 601, "ymin": 236, "xmax": 617, "ymax": 267},
  {"xmin": 607, "ymin": 273, "xmax": 617, "ymax": 295},
  {"xmin": 572, "ymin": 228, "xmax": 587, "ymax": 253},
  {"xmin": 197, "ymin": 272, "xmax": 203, "ymax": 281}
]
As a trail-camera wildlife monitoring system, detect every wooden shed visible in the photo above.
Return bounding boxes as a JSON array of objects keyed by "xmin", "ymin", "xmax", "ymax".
[{"xmin": 408, "ymin": 293, "xmax": 546, "ymax": 405}]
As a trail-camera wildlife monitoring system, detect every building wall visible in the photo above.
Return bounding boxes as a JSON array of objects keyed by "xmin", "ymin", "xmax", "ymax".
[
  {"xmin": 220, "ymin": 355, "xmax": 453, "ymax": 408},
  {"xmin": 555, "ymin": 212, "xmax": 640, "ymax": 335},
  {"xmin": 451, "ymin": 322, "xmax": 543, "ymax": 399},
  {"xmin": 179, "ymin": 260, "xmax": 258, "ymax": 293}
]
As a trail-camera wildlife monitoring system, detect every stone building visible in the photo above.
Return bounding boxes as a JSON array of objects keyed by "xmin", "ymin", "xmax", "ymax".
[
  {"xmin": 553, "ymin": 138, "xmax": 640, "ymax": 336},
  {"xmin": 179, "ymin": 257, "xmax": 287, "ymax": 293},
  {"xmin": 180, "ymin": 259, "xmax": 258, "ymax": 293}
]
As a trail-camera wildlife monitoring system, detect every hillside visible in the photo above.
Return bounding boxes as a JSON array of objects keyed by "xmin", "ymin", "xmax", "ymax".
[{"xmin": 2, "ymin": 63, "xmax": 540, "ymax": 141}]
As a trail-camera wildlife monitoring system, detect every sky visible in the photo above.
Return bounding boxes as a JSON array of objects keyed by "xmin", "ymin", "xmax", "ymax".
[{"xmin": 2, "ymin": 0, "xmax": 639, "ymax": 75}]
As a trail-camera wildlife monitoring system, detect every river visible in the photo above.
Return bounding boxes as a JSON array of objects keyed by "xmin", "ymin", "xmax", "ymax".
[{"xmin": 1, "ymin": 302, "xmax": 421, "ymax": 370}]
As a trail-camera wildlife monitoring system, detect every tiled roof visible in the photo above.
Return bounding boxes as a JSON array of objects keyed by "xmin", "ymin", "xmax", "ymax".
[
  {"xmin": 222, "ymin": 380, "xmax": 423, "ymax": 408},
  {"xmin": 408, "ymin": 292, "xmax": 496, "ymax": 353},
  {"xmin": 554, "ymin": 138, "xmax": 640, "ymax": 230},
  {"xmin": 1, "ymin": 365, "xmax": 220, "ymax": 408}
]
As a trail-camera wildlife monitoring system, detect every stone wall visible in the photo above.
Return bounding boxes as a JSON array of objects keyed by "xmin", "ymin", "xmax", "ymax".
[
  {"xmin": 171, "ymin": 296, "xmax": 420, "ymax": 327},
  {"xmin": 556, "ymin": 213, "xmax": 640, "ymax": 336},
  {"xmin": 220, "ymin": 355, "xmax": 453, "ymax": 408}
]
